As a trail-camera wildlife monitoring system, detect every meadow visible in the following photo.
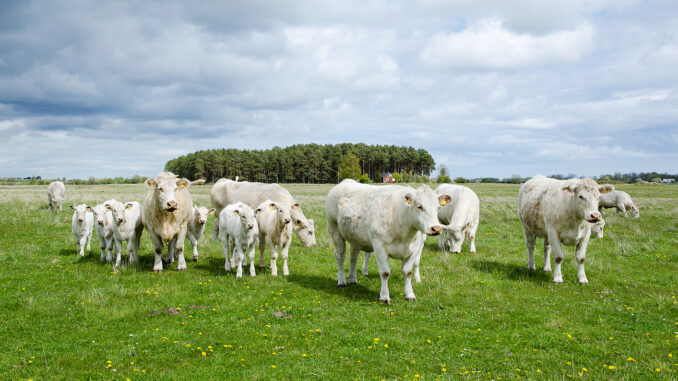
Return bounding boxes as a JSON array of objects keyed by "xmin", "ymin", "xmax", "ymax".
[{"xmin": 0, "ymin": 182, "xmax": 676, "ymax": 380}]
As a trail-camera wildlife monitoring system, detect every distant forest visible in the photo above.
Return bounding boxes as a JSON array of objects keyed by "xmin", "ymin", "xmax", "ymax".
[{"xmin": 164, "ymin": 143, "xmax": 436, "ymax": 183}]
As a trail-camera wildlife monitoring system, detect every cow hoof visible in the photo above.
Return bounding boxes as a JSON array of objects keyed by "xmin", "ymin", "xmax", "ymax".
[
  {"xmin": 193, "ymin": 257, "xmax": 198, "ymax": 262},
  {"xmin": 153, "ymin": 270, "xmax": 162, "ymax": 274},
  {"xmin": 553, "ymin": 280, "xmax": 563, "ymax": 284},
  {"xmin": 349, "ymin": 280, "xmax": 357, "ymax": 285},
  {"xmin": 543, "ymin": 267, "xmax": 552, "ymax": 272},
  {"xmin": 405, "ymin": 297, "xmax": 417, "ymax": 302},
  {"xmin": 337, "ymin": 283, "xmax": 346, "ymax": 288},
  {"xmin": 380, "ymin": 299, "xmax": 392, "ymax": 305},
  {"xmin": 177, "ymin": 268, "xmax": 187, "ymax": 272},
  {"xmin": 578, "ymin": 279, "xmax": 588, "ymax": 285}
]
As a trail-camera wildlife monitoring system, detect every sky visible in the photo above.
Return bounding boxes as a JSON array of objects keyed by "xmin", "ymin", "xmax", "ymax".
[{"xmin": 1, "ymin": 0, "xmax": 677, "ymax": 180}]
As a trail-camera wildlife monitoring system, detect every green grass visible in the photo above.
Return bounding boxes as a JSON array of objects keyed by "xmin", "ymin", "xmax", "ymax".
[{"xmin": 0, "ymin": 183, "xmax": 676, "ymax": 380}]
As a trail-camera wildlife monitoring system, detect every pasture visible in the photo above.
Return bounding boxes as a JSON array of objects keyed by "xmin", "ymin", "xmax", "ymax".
[{"xmin": 0, "ymin": 182, "xmax": 676, "ymax": 380}]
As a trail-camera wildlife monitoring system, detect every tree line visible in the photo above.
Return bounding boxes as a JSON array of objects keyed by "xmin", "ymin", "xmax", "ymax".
[{"xmin": 164, "ymin": 143, "xmax": 436, "ymax": 183}]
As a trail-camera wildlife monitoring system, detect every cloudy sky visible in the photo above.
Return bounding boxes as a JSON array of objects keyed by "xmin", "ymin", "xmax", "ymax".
[{"xmin": 1, "ymin": 0, "xmax": 677, "ymax": 180}]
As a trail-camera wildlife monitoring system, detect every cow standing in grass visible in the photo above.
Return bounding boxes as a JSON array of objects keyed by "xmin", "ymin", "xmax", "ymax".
[
  {"xmin": 518, "ymin": 175, "xmax": 613, "ymax": 284},
  {"xmin": 254, "ymin": 199, "xmax": 292, "ymax": 276},
  {"xmin": 325, "ymin": 179, "xmax": 449, "ymax": 304},
  {"xmin": 142, "ymin": 172, "xmax": 205, "ymax": 273},
  {"xmin": 210, "ymin": 179, "xmax": 315, "ymax": 251},
  {"xmin": 70, "ymin": 204, "xmax": 93, "ymax": 256},
  {"xmin": 47, "ymin": 181, "xmax": 65, "ymax": 212},
  {"xmin": 186, "ymin": 205, "xmax": 215, "ymax": 262},
  {"xmin": 599, "ymin": 189, "xmax": 640, "ymax": 218},
  {"xmin": 92, "ymin": 204, "xmax": 114, "ymax": 262},
  {"xmin": 106, "ymin": 199, "xmax": 144, "ymax": 268},
  {"xmin": 435, "ymin": 183, "xmax": 480, "ymax": 254},
  {"xmin": 218, "ymin": 202, "xmax": 258, "ymax": 278}
]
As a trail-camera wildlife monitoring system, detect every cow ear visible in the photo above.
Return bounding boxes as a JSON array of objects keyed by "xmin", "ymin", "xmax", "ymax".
[
  {"xmin": 145, "ymin": 178, "xmax": 157, "ymax": 190},
  {"xmin": 292, "ymin": 203, "xmax": 300, "ymax": 210},
  {"xmin": 234, "ymin": 210, "xmax": 239, "ymax": 216},
  {"xmin": 176, "ymin": 179, "xmax": 189, "ymax": 189},
  {"xmin": 255, "ymin": 208, "xmax": 262, "ymax": 215},
  {"xmin": 125, "ymin": 203, "xmax": 133, "ymax": 210},
  {"xmin": 209, "ymin": 208, "xmax": 215, "ymax": 215},
  {"xmin": 105, "ymin": 204, "xmax": 112, "ymax": 211},
  {"xmin": 599, "ymin": 184, "xmax": 614, "ymax": 194},
  {"xmin": 404, "ymin": 194, "xmax": 413, "ymax": 205},
  {"xmin": 438, "ymin": 194, "xmax": 451, "ymax": 206},
  {"xmin": 269, "ymin": 202, "xmax": 277, "ymax": 211},
  {"xmin": 86, "ymin": 205, "xmax": 93, "ymax": 212},
  {"xmin": 69, "ymin": 205, "xmax": 76, "ymax": 210},
  {"xmin": 562, "ymin": 184, "xmax": 576, "ymax": 194}
]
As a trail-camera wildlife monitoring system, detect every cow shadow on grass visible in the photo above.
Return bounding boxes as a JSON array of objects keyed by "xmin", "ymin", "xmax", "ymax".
[
  {"xmin": 470, "ymin": 259, "xmax": 552, "ymax": 283},
  {"xmin": 287, "ymin": 273, "xmax": 379, "ymax": 303}
]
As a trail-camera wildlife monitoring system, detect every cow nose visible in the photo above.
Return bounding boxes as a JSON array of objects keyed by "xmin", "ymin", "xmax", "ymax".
[
  {"xmin": 284, "ymin": 218, "xmax": 290, "ymax": 224},
  {"xmin": 199, "ymin": 219, "xmax": 206, "ymax": 224},
  {"xmin": 118, "ymin": 217, "xmax": 124, "ymax": 222},
  {"xmin": 78, "ymin": 218, "xmax": 84, "ymax": 222},
  {"xmin": 430, "ymin": 225, "xmax": 442, "ymax": 236},
  {"xmin": 167, "ymin": 200, "xmax": 177, "ymax": 209},
  {"xmin": 97, "ymin": 220, "xmax": 104, "ymax": 225},
  {"xmin": 247, "ymin": 223, "xmax": 254, "ymax": 230},
  {"xmin": 587, "ymin": 212, "xmax": 602, "ymax": 222}
]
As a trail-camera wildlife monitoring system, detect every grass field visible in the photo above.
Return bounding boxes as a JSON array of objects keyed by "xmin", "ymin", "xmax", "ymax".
[{"xmin": 0, "ymin": 182, "xmax": 676, "ymax": 380}]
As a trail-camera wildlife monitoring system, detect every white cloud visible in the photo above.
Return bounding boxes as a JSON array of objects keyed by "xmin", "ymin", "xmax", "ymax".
[{"xmin": 419, "ymin": 18, "xmax": 595, "ymax": 70}]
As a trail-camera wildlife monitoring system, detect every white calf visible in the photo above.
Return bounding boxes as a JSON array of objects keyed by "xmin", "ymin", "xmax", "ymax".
[
  {"xmin": 92, "ymin": 204, "xmax": 114, "ymax": 262},
  {"xmin": 187, "ymin": 205, "xmax": 215, "ymax": 262},
  {"xmin": 70, "ymin": 204, "xmax": 93, "ymax": 256},
  {"xmin": 255, "ymin": 200, "xmax": 293, "ymax": 276},
  {"xmin": 218, "ymin": 202, "xmax": 259, "ymax": 278},
  {"xmin": 105, "ymin": 199, "xmax": 144, "ymax": 267}
]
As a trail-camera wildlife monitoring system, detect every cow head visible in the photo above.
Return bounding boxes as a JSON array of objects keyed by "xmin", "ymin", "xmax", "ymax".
[
  {"xmin": 92, "ymin": 204, "xmax": 109, "ymax": 226},
  {"xmin": 590, "ymin": 218, "xmax": 605, "ymax": 239},
  {"xmin": 70, "ymin": 204, "xmax": 92, "ymax": 223},
  {"xmin": 256, "ymin": 200, "xmax": 292, "ymax": 227},
  {"xmin": 233, "ymin": 202, "xmax": 257, "ymax": 232},
  {"xmin": 405, "ymin": 185, "xmax": 449, "ymax": 236},
  {"xmin": 563, "ymin": 179, "xmax": 612, "ymax": 223},
  {"xmin": 443, "ymin": 226, "xmax": 464, "ymax": 253},
  {"xmin": 629, "ymin": 205, "xmax": 640, "ymax": 218},
  {"xmin": 53, "ymin": 196, "xmax": 64, "ymax": 211},
  {"xmin": 145, "ymin": 172, "xmax": 191, "ymax": 212},
  {"xmin": 105, "ymin": 200, "xmax": 130, "ymax": 225},
  {"xmin": 290, "ymin": 203, "xmax": 315, "ymax": 247},
  {"xmin": 193, "ymin": 205, "xmax": 214, "ymax": 225}
]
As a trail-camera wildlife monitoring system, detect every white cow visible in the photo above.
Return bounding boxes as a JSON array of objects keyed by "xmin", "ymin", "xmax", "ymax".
[
  {"xmin": 518, "ymin": 175, "xmax": 613, "ymax": 284},
  {"xmin": 70, "ymin": 204, "xmax": 93, "ymax": 256},
  {"xmin": 92, "ymin": 204, "xmax": 114, "ymax": 262},
  {"xmin": 326, "ymin": 180, "xmax": 450, "ymax": 304},
  {"xmin": 435, "ymin": 184, "xmax": 480, "ymax": 254},
  {"xmin": 599, "ymin": 189, "xmax": 639, "ymax": 218},
  {"xmin": 105, "ymin": 199, "xmax": 144, "ymax": 268},
  {"xmin": 142, "ymin": 172, "xmax": 204, "ymax": 273},
  {"xmin": 187, "ymin": 205, "xmax": 215, "ymax": 262},
  {"xmin": 48, "ymin": 181, "xmax": 65, "ymax": 212},
  {"xmin": 254, "ymin": 199, "xmax": 293, "ymax": 276},
  {"xmin": 218, "ymin": 202, "xmax": 259, "ymax": 278},
  {"xmin": 210, "ymin": 179, "xmax": 315, "ymax": 250},
  {"xmin": 590, "ymin": 218, "xmax": 606, "ymax": 239}
]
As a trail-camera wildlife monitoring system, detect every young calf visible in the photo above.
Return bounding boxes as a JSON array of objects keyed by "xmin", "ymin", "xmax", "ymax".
[
  {"xmin": 105, "ymin": 199, "xmax": 144, "ymax": 267},
  {"xmin": 218, "ymin": 202, "xmax": 258, "ymax": 278},
  {"xmin": 187, "ymin": 205, "xmax": 215, "ymax": 262},
  {"xmin": 599, "ymin": 190, "xmax": 639, "ymax": 218},
  {"xmin": 255, "ymin": 200, "xmax": 292, "ymax": 276},
  {"xmin": 70, "ymin": 204, "xmax": 93, "ymax": 256},
  {"xmin": 92, "ymin": 204, "xmax": 114, "ymax": 262}
]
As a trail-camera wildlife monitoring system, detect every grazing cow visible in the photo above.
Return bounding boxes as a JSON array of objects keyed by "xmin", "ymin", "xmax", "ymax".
[
  {"xmin": 142, "ymin": 172, "xmax": 204, "ymax": 272},
  {"xmin": 435, "ymin": 184, "xmax": 480, "ymax": 254},
  {"xmin": 105, "ymin": 199, "xmax": 144, "ymax": 268},
  {"xmin": 518, "ymin": 175, "xmax": 613, "ymax": 284},
  {"xmin": 326, "ymin": 179, "xmax": 450, "ymax": 304},
  {"xmin": 590, "ymin": 218, "xmax": 606, "ymax": 239},
  {"xmin": 599, "ymin": 189, "xmax": 639, "ymax": 218},
  {"xmin": 187, "ymin": 205, "xmax": 215, "ymax": 262},
  {"xmin": 210, "ymin": 179, "xmax": 315, "ymax": 251},
  {"xmin": 254, "ymin": 200, "xmax": 293, "ymax": 276},
  {"xmin": 70, "ymin": 204, "xmax": 93, "ymax": 256},
  {"xmin": 47, "ymin": 181, "xmax": 65, "ymax": 212},
  {"xmin": 92, "ymin": 204, "xmax": 114, "ymax": 262},
  {"xmin": 218, "ymin": 202, "xmax": 258, "ymax": 278}
]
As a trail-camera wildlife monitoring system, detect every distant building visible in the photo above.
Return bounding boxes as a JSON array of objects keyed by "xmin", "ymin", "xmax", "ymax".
[
  {"xmin": 382, "ymin": 173, "xmax": 396, "ymax": 184},
  {"xmin": 662, "ymin": 178, "xmax": 675, "ymax": 184}
]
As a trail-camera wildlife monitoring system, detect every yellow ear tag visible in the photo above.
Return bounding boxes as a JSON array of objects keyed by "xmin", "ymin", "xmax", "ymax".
[
  {"xmin": 125, "ymin": 205, "xmax": 132, "ymax": 210},
  {"xmin": 234, "ymin": 210, "xmax": 239, "ymax": 216},
  {"xmin": 209, "ymin": 210, "xmax": 214, "ymax": 215},
  {"xmin": 255, "ymin": 209, "xmax": 261, "ymax": 214},
  {"xmin": 407, "ymin": 198, "xmax": 412, "ymax": 205},
  {"xmin": 439, "ymin": 199, "xmax": 447, "ymax": 206},
  {"xmin": 105, "ymin": 205, "xmax": 111, "ymax": 211},
  {"xmin": 269, "ymin": 206, "xmax": 275, "ymax": 211}
]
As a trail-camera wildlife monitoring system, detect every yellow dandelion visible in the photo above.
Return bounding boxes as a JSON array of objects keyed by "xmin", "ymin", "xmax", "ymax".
[
  {"xmin": 608, "ymin": 365, "xmax": 615, "ymax": 370},
  {"xmin": 582, "ymin": 367, "xmax": 588, "ymax": 372},
  {"xmin": 656, "ymin": 368, "xmax": 661, "ymax": 372},
  {"xmin": 201, "ymin": 352, "xmax": 206, "ymax": 357},
  {"xmin": 303, "ymin": 354, "xmax": 307, "ymax": 358},
  {"xmin": 384, "ymin": 344, "xmax": 389, "ymax": 348},
  {"xmin": 627, "ymin": 357, "xmax": 635, "ymax": 362},
  {"xmin": 272, "ymin": 365, "xmax": 276, "ymax": 368}
]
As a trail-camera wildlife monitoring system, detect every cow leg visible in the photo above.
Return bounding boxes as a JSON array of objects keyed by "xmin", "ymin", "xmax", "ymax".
[
  {"xmin": 248, "ymin": 242, "xmax": 257, "ymax": 277},
  {"xmin": 99, "ymin": 236, "xmax": 107, "ymax": 262},
  {"xmin": 212, "ymin": 220, "xmax": 220, "ymax": 242},
  {"xmin": 149, "ymin": 233, "xmax": 163, "ymax": 272},
  {"xmin": 175, "ymin": 227, "xmax": 189, "ymax": 271},
  {"xmin": 86, "ymin": 232, "xmax": 92, "ymax": 252},
  {"xmin": 331, "ymin": 232, "xmax": 347, "ymax": 286},
  {"xmin": 575, "ymin": 228, "xmax": 591, "ymax": 284},
  {"xmin": 77, "ymin": 236, "xmax": 86, "ymax": 256},
  {"xmin": 547, "ymin": 230, "xmax": 565, "ymax": 283},
  {"xmin": 132, "ymin": 230, "xmax": 141, "ymax": 264},
  {"xmin": 105, "ymin": 237, "xmax": 113, "ymax": 263},
  {"xmin": 281, "ymin": 238, "xmax": 291, "ymax": 276},
  {"xmin": 469, "ymin": 222, "xmax": 478, "ymax": 253},
  {"xmin": 543, "ymin": 236, "xmax": 552, "ymax": 272},
  {"xmin": 522, "ymin": 226, "xmax": 537, "ymax": 270},
  {"xmin": 235, "ymin": 245, "xmax": 244, "ymax": 278},
  {"xmin": 373, "ymin": 243, "xmax": 391, "ymax": 304},
  {"xmin": 257, "ymin": 233, "xmax": 266, "ymax": 268},
  {"xmin": 221, "ymin": 234, "xmax": 231, "ymax": 272},
  {"xmin": 402, "ymin": 255, "xmax": 417, "ymax": 301},
  {"xmin": 361, "ymin": 252, "xmax": 370, "ymax": 276},
  {"xmin": 438, "ymin": 230, "xmax": 446, "ymax": 251},
  {"xmin": 348, "ymin": 245, "xmax": 360, "ymax": 284},
  {"xmin": 269, "ymin": 240, "xmax": 279, "ymax": 277},
  {"xmin": 229, "ymin": 237, "xmax": 238, "ymax": 269},
  {"xmin": 114, "ymin": 238, "xmax": 123, "ymax": 267},
  {"xmin": 187, "ymin": 232, "xmax": 199, "ymax": 262},
  {"xmin": 617, "ymin": 203, "xmax": 627, "ymax": 217},
  {"xmin": 164, "ymin": 236, "xmax": 176, "ymax": 264}
]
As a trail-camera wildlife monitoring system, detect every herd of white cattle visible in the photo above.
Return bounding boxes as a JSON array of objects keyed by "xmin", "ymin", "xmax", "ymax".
[{"xmin": 47, "ymin": 172, "xmax": 640, "ymax": 304}]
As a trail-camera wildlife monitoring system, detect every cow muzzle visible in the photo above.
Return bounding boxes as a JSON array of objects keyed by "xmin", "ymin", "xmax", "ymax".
[
  {"xmin": 117, "ymin": 218, "xmax": 124, "ymax": 223},
  {"xmin": 586, "ymin": 212, "xmax": 602, "ymax": 223},
  {"xmin": 199, "ymin": 219, "xmax": 206, "ymax": 224},
  {"xmin": 284, "ymin": 218, "xmax": 290, "ymax": 224},
  {"xmin": 78, "ymin": 218, "xmax": 84, "ymax": 222},
  {"xmin": 247, "ymin": 224, "xmax": 254, "ymax": 230},
  {"xmin": 429, "ymin": 225, "xmax": 442, "ymax": 236},
  {"xmin": 97, "ymin": 220, "xmax": 104, "ymax": 225},
  {"xmin": 166, "ymin": 200, "xmax": 177, "ymax": 211}
]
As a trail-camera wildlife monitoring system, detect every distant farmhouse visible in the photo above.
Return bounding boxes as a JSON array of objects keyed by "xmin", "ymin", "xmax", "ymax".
[
  {"xmin": 662, "ymin": 178, "xmax": 675, "ymax": 184},
  {"xmin": 382, "ymin": 173, "xmax": 396, "ymax": 184}
]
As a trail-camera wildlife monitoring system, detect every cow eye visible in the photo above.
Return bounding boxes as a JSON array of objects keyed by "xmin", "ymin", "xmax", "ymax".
[
  {"xmin": 158, "ymin": 187, "xmax": 164, "ymax": 192},
  {"xmin": 417, "ymin": 205, "xmax": 424, "ymax": 210},
  {"xmin": 578, "ymin": 195, "xmax": 585, "ymax": 200}
]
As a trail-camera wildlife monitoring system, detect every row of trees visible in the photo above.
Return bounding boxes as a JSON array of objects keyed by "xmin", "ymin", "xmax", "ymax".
[
  {"xmin": 165, "ymin": 143, "xmax": 436, "ymax": 183},
  {"xmin": 0, "ymin": 175, "xmax": 148, "ymax": 186}
]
